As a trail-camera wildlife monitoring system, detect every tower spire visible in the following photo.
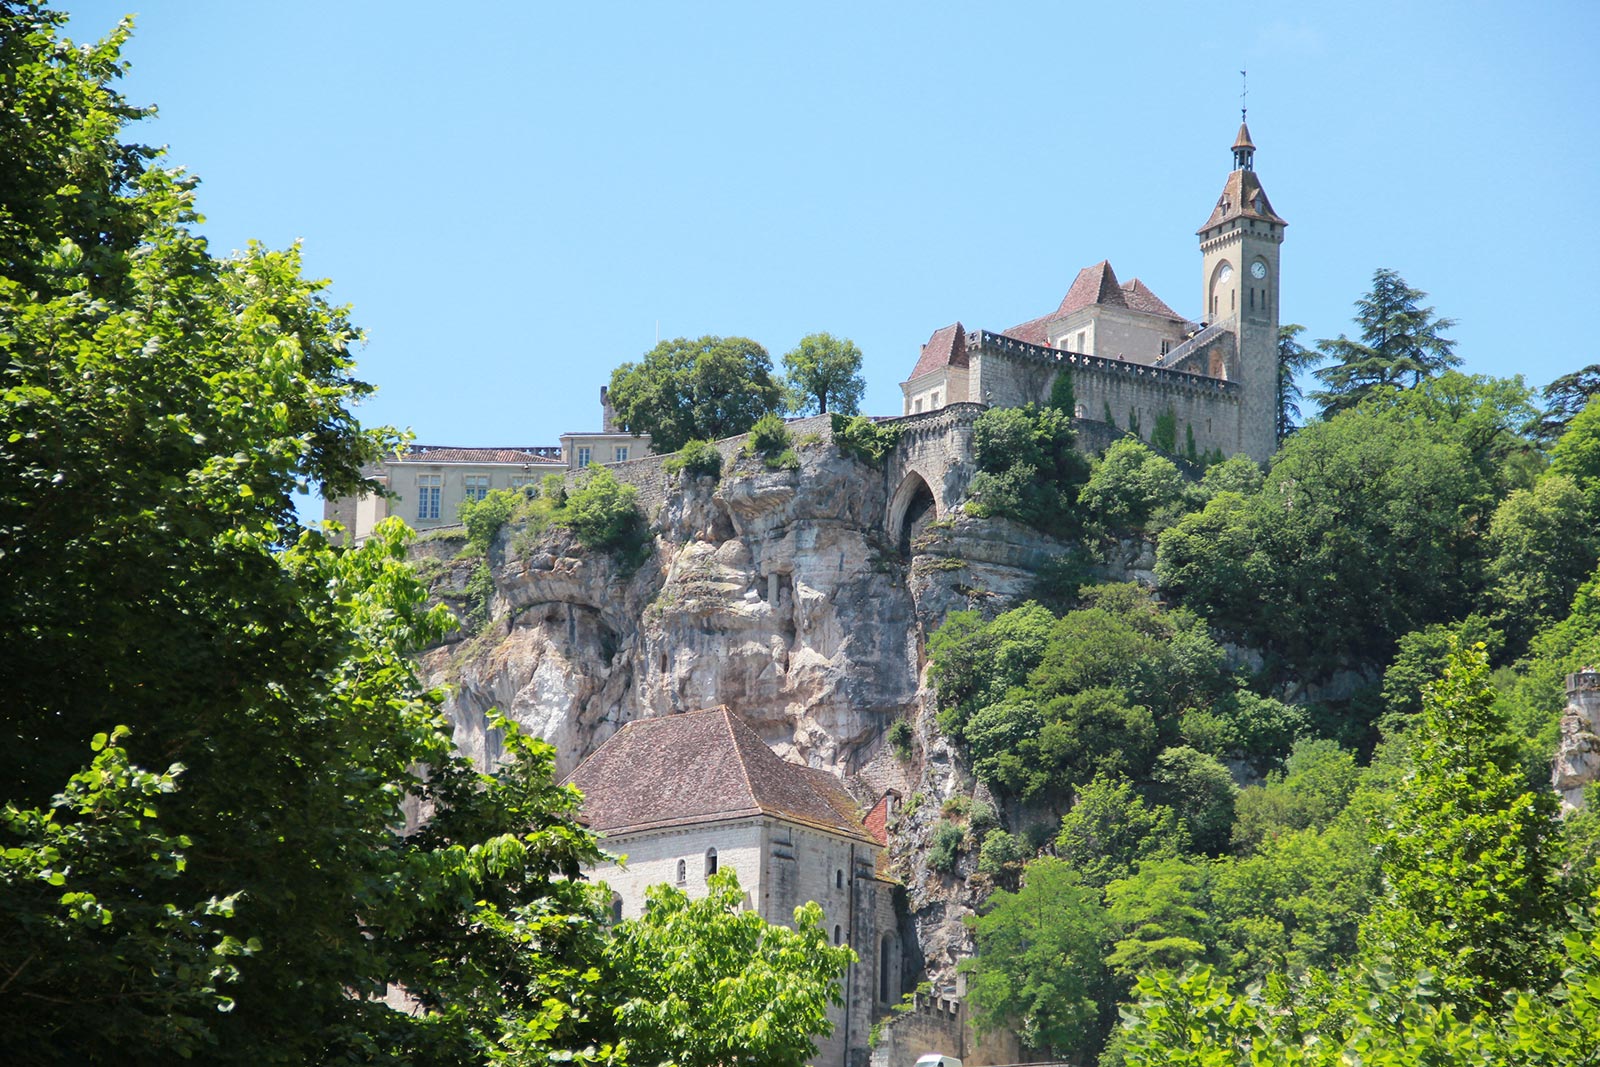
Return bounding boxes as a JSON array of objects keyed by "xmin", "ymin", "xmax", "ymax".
[{"xmin": 1232, "ymin": 74, "xmax": 1255, "ymax": 172}]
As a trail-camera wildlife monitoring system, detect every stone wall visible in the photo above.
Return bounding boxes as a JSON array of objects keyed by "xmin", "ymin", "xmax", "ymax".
[
  {"xmin": 867, "ymin": 990, "xmax": 1022, "ymax": 1067},
  {"xmin": 965, "ymin": 330, "xmax": 1248, "ymax": 460}
]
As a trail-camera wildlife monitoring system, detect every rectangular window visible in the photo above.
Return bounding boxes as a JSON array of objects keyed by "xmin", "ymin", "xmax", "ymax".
[
  {"xmin": 417, "ymin": 474, "xmax": 441, "ymax": 521},
  {"xmin": 931, "ymin": 391, "xmax": 940, "ymax": 407},
  {"xmin": 509, "ymin": 475, "xmax": 534, "ymax": 488},
  {"xmin": 463, "ymin": 474, "xmax": 490, "ymax": 502},
  {"xmin": 577, "ymin": 446, "xmax": 592, "ymax": 467},
  {"xmin": 913, "ymin": 399, "xmax": 923, "ymax": 413},
  {"xmin": 1077, "ymin": 331, "xmax": 1086, "ymax": 352},
  {"xmin": 614, "ymin": 446, "xmax": 629, "ymax": 462},
  {"xmin": 1160, "ymin": 339, "xmax": 1172, "ymax": 356}
]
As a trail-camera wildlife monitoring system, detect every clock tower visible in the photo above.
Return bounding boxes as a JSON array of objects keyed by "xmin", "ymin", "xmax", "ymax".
[{"xmin": 1198, "ymin": 120, "xmax": 1285, "ymax": 462}]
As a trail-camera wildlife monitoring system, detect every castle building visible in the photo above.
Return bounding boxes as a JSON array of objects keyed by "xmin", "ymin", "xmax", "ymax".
[
  {"xmin": 899, "ymin": 121, "xmax": 1285, "ymax": 463},
  {"xmin": 565, "ymin": 707, "xmax": 900, "ymax": 1067}
]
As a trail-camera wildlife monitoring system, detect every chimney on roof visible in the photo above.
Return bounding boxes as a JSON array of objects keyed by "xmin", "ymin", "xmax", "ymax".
[{"xmin": 600, "ymin": 384, "xmax": 616, "ymax": 433}]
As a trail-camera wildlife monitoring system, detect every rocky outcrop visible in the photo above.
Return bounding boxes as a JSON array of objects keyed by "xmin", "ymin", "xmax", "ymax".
[
  {"xmin": 1554, "ymin": 668, "xmax": 1600, "ymax": 810},
  {"xmin": 410, "ymin": 438, "xmax": 1094, "ymax": 998}
]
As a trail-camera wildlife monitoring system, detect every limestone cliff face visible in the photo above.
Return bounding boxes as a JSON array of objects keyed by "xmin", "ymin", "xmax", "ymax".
[{"xmin": 411, "ymin": 438, "xmax": 1086, "ymax": 991}]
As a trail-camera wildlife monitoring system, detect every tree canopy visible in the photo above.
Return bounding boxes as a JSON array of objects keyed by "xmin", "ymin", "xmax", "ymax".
[
  {"xmin": 1311, "ymin": 268, "xmax": 1459, "ymax": 415},
  {"xmin": 608, "ymin": 335, "xmax": 782, "ymax": 453},
  {"xmin": 0, "ymin": 9, "xmax": 848, "ymax": 1063},
  {"xmin": 781, "ymin": 331, "xmax": 864, "ymax": 415}
]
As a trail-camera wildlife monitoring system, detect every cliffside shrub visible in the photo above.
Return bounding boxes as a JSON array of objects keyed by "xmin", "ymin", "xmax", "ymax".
[
  {"xmin": 886, "ymin": 718, "xmax": 913, "ymax": 760},
  {"xmin": 966, "ymin": 404, "xmax": 1090, "ymax": 539},
  {"xmin": 928, "ymin": 820, "xmax": 965, "ymax": 874},
  {"xmin": 564, "ymin": 466, "xmax": 649, "ymax": 560},
  {"xmin": 744, "ymin": 412, "xmax": 798, "ymax": 470},
  {"xmin": 831, "ymin": 412, "xmax": 900, "ymax": 466},
  {"xmin": 458, "ymin": 487, "xmax": 520, "ymax": 552},
  {"xmin": 663, "ymin": 438, "xmax": 723, "ymax": 480},
  {"xmin": 977, "ymin": 829, "xmax": 1024, "ymax": 878}
]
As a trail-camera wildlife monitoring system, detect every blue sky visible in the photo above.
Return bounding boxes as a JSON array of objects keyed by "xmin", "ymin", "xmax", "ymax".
[{"xmin": 68, "ymin": 2, "xmax": 1600, "ymax": 462}]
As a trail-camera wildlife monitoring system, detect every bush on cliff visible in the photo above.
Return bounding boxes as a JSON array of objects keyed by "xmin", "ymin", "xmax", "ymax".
[
  {"xmin": 664, "ymin": 438, "xmax": 724, "ymax": 479},
  {"xmin": 832, "ymin": 412, "xmax": 901, "ymax": 466},
  {"xmin": 966, "ymin": 404, "xmax": 1090, "ymax": 539}
]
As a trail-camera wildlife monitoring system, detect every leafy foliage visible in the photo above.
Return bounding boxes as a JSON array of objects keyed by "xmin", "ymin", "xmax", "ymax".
[
  {"xmin": 782, "ymin": 332, "xmax": 865, "ymax": 415},
  {"xmin": 966, "ymin": 403, "xmax": 1090, "ymax": 538},
  {"xmin": 564, "ymin": 465, "xmax": 648, "ymax": 555},
  {"xmin": 961, "ymin": 858, "xmax": 1112, "ymax": 1061},
  {"xmin": 604, "ymin": 870, "xmax": 854, "ymax": 1067},
  {"xmin": 608, "ymin": 335, "xmax": 782, "ymax": 453},
  {"xmin": 1078, "ymin": 438, "xmax": 1190, "ymax": 533},
  {"xmin": 1362, "ymin": 642, "xmax": 1565, "ymax": 1005},
  {"xmin": 744, "ymin": 411, "xmax": 798, "ymax": 469},
  {"xmin": 663, "ymin": 437, "xmax": 724, "ymax": 479},
  {"xmin": 831, "ymin": 412, "xmax": 901, "ymax": 466},
  {"xmin": 459, "ymin": 485, "xmax": 522, "ymax": 552}
]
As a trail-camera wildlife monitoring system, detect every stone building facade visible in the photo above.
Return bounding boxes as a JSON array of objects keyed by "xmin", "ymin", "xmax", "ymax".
[
  {"xmin": 324, "ymin": 386, "xmax": 649, "ymax": 541},
  {"xmin": 900, "ymin": 121, "xmax": 1285, "ymax": 463},
  {"xmin": 565, "ymin": 707, "xmax": 901, "ymax": 1067}
]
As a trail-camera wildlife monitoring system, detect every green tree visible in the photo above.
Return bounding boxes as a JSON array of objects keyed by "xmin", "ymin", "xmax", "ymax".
[
  {"xmin": 1157, "ymin": 404, "xmax": 1494, "ymax": 676},
  {"xmin": 1078, "ymin": 438, "xmax": 1189, "ymax": 533},
  {"xmin": 0, "ymin": 11, "xmax": 624, "ymax": 1062},
  {"xmin": 1312, "ymin": 268, "xmax": 1459, "ymax": 415},
  {"xmin": 960, "ymin": 858, "xmax": 1112, "ymax": 1061},
  {"xmin": 1104, "ymin": 857, "xmax": 1211, "ymax": 981},
  {"xmin": 1537, "ymin": 363, "xmax": 1600, "ymax": 445},
  {"xmin": 1277, "ymin": 323, "xmax": 1320, "ymax": 441},
  {"xmin": 1150, "ymin": 747, "xmax": 1238, "ymax": 856},
  {"xmin": 608, "ymin": 335, "xmax": 782, "ymax": 453},
  {"xmin": 1485, "ymin": 476, "xmax": 1598, "ymax": 652},
  {"xmin": 1363, "ymin": 643, "xmax": 1565, "ymax": 1006},
  {"xmin": 781, "ymin": 331, "xmax": 864, "ymax": 415},
  {"xmin": 1549, "ymin": 395, "xmax": 1600, "ymax": 513},
  {"xmin": 604, "ymin": 870, "xmax": 854, "ymax": 1067},
  {"xmin": 966, "ymin": 403, "xmax": 1091, "ymax": 538},
  {"xmin": 1055, "ymin": 774, "xmax": 1188, "ymax": 890}
]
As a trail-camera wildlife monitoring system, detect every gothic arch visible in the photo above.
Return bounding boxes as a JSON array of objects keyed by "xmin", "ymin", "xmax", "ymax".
[
  {"xmin": 1208, "ymin": 258, "xmax": 1234, "ymax": 322},
  {"xmin": 889, "ymin": 471, "xmax": 936, "ymax": 556}
]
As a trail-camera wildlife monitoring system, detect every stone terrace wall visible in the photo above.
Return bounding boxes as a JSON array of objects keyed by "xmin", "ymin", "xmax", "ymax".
[{"xmin": 575, "ymin": 414, "xmax": 835, "ymax": 519}]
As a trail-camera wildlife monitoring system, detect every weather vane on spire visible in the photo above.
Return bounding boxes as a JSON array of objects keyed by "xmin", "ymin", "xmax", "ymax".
[{"xmin": 1240, "ymin": 70, "xmax": 1248, "ymax": 122}]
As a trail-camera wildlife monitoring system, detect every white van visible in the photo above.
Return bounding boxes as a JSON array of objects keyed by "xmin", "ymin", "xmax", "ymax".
[{"xmin": 913, "ymin": 1055, "xmax": 962, "ymax": 1067}]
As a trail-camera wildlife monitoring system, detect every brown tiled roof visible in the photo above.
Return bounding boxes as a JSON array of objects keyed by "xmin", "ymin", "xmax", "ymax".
[
  {"xmin": 1233, "ymin": 121, "xmax": 1255, "ymax": 151},
  {"xmin": 1198, "ymin": 168, "xmax": 1286, "ymax": 232},
  {"xmin": 564, "ymin": 707, "xmax": 874, "ymax": 843},
  {"xmin": 907, "ymin": 322, "xmax": 967, "ymax": 381},
  {"xmin": 396, "ymin": 445, "xmax": 565, "ymax": 465},
  {"xmin": 1120, "ymin": 278, "xmax": 1184, "ymax": 321},
  {"xmin": 1002, "ymin": 262, "xmax": 1183, "ymax": 345}
]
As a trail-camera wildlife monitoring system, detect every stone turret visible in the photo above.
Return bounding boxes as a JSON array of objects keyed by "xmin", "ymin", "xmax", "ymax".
[{"xmin": 1553, "ymin": 668, "xmax": 1600, "ymax": 810}]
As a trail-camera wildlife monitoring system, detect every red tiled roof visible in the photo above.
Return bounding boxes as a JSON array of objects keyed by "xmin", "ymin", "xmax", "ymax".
[
  {"xmin": 862, "ymin": 793, "xmax": 894, "ymax": 846},
  {"xmin": 396, "ymin": 445, "xmax": 565, "ymax": 465},
  {"xmin": 1198, "ymin": 168, "xmax": 1286, "ymax": 232},
  {"xmin": 1002, "ymin": 262, "xmax": 1183, "ymax": 345},
  {"xmin": 907, "ymin": 322, "xmax": 967, "ymax": 381},
  {"xmin": 564, "ymin": 707, "xmax": 875, "ymax": 843}
]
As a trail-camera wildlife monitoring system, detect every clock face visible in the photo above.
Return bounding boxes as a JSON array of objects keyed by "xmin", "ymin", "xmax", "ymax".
[
  {"xmin": 1218, "ymin": 264, "xmax": 1234, "ymax": 284},
  {"xmin": 1250, "ymin": 261, "xmax": 1267, "ymax": 280}
]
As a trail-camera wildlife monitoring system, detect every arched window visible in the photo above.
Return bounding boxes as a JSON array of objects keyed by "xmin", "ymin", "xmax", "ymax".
[
  {"xmin": 705, "ymin": 848, "xmax": 718, "ymax": 877},
  {"xmin": 834, "ymin": 925, "xmax": 842, "ymax": 945},
  {"xmin": 836, "ymin": 869, "xmax": 844, "ymax": 890},
  {"xmin": 610, "ymin": 893, "xmax": 624, "ymax": 924},
  {"xmin": 676, "ymin": 859, "xmax": 687, "ymax": 884}
]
